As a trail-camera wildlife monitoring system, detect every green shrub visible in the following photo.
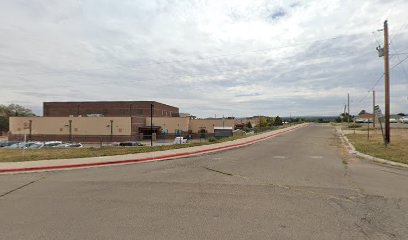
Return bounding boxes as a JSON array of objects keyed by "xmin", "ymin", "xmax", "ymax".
[{"xmin": 348, "ymin": 123, "xmax": 362, "ymax": 129}]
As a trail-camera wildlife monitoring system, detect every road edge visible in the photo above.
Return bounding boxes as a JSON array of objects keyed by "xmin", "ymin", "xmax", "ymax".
[{"xmin": 336, "ymin": 126, "xmax": 408, "ymax": 169}]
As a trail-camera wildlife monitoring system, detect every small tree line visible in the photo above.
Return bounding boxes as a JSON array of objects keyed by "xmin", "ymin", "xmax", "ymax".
[{"xmin": 257, "ymin": 116, "xmax": 283, "ymax": 129}]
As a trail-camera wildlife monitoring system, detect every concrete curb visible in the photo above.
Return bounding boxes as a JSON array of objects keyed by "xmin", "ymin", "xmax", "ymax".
[
  {"xmin": 0, "ymin": 124, "xmax": 308, "ymax": 174},
  {"xmin": 336, "ymin": 127, "xmax": 408, "ymax": 169}
]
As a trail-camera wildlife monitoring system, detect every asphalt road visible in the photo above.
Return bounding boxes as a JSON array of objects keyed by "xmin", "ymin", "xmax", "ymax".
[{"xmin": 1, "ymin": 124, "xmax": 407, "ymax": 239}]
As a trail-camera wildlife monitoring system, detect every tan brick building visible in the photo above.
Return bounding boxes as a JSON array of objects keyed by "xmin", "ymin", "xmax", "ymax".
[
  {"xmin": 43, "ymin": 101, "xmax": 178, "ymax": 139},
  {"xmin": 8, "ymin": 101, "xmax": 236, "ymax": 142}
]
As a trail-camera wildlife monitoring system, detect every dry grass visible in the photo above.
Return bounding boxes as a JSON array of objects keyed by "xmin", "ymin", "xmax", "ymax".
[{"xmin": 346, "ymin": 128, "xmax": 408, "ymax": 164}]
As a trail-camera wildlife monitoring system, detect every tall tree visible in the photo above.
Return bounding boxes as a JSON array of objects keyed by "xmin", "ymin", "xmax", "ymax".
[
  {"xmin": 274, "ymin": 116, "xmax": 283, "ymax": 126},
  {"xmin": 246, "ymin": 121, "xmax": 252, "ymax": 129},
  {"xmin": 258, "ymin": 116, "xmax": 268, "ymax": 129}
]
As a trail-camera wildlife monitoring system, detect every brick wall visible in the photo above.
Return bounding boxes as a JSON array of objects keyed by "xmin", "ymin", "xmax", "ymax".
[{"xmin": 43, "ymin": 101, "xmax": 179, "ymax": 118}]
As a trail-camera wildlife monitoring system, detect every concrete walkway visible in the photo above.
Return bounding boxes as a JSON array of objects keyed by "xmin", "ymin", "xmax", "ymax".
[{"xmin": 0, "ymin": 124, "xmax": 307, "ymax": 174}]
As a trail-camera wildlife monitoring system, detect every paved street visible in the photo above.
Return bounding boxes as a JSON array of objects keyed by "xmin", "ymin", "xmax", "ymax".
[{"xmin": 0, "ymin": 124, "xmax": 407, "ymax": 239}]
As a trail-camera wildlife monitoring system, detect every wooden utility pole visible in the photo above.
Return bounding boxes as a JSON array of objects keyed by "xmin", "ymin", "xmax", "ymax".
[
  {"xmin": 384, "ymin": 20, "xmax": 390, "ymax": 143},
  {"xmin": 347, "ymin": 93, "xmax": 350, "ymax": 122},
  {"xmin": 150, "ymin": 103, "xmax": 154, "ymax": 146},
  {"xmin": 372, "ymin": 90, "xmax": 376, "ymax": 128}
]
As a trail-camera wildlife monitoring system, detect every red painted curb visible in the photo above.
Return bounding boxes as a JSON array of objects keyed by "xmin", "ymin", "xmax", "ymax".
[{"xmin": 0, "ymin": 126, "xmax": 303, "ymax": 173}]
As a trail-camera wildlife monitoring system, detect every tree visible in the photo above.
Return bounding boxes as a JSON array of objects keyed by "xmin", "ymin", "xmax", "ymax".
[
  {"xmin": 358, "ymin": 110, "xmax": 367, "ymax": 115},
  {"xmin": 246, "ymin": 121, "xmax": 252, "ymax": 129},
  {"xmin": 397, "ymin": 113, "xmax": 406, "ymax": 116},
  {"xmin": 266, "ymin": 117, "xmax": 274, "ymax": 127},
  {"xmin": 339, "ymin": 113, "xmax": 353, "ymax": 122},
  {"xmin": 258, "ymin": 116, "xmax": 268, "ymax": 129},
  {"xmin": 0, "ymin": 104, "xmax": 35, "ymax": 133},
  {"xmin": 273, "ymin": 116, "xmax": 283, "ymax": 126}
]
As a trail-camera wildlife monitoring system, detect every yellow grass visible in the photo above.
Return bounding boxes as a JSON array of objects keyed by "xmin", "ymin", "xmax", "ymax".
[{"xmin": 346, "ymin": 129, "xmax": 408, "ymax": 164}]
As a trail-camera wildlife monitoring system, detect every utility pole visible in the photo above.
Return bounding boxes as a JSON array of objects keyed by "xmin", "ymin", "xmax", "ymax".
[
  {"xmin": 110, "ymin": 120, "xmax": 113, "ymax": 142},
  {"xmin": 383, "ymin": 20, "xmax": 390, "ymax": 143},
  {"xmin": 68, "ymin": 120, "xmax": 72, "ymax": 143},
  {"xmin": 372, "ymin": 90, "xmax": 376, "ymax": 128},
  {"xmin": 150, "ymin": 103, "xmax": 154, "ymax": 147},
  {"xmin": 343, "ymin": 104, "xmax": 346, "ymax": 122},
  {"xmin": 347, "ymin": 93, "xmax": 350, "ymax": 123},
  {"xmin": 28, "ymin": 120, "xmax": 32, "ymax": 141}
]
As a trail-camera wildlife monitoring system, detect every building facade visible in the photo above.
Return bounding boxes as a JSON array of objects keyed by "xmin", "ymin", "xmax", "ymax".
[
  {"xmin": 147, "ymin": 117, "xmax": 235, "ymax": 138},
  {"xmin": 43, "ymin": 101, "xmax": 179, "ymax": 139},
  {"xmin": 9, "ymin": 116, "xmax": 132, "ymax": 142},
  {"xmin": 8, "ymin": 101, "xmax": 236, "ymax": 142}
]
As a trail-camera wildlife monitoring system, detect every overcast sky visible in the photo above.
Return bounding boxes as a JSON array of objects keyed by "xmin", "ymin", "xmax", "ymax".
[{"xmin": 1, "ymin": 0, "xmax": 408, "ymax": 117}]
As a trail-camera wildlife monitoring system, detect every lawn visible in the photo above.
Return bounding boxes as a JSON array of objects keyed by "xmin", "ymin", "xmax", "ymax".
[
  {"xmin": 346, "ymin": 129, "xmax": 408, "ymax": 164},
  {"xmin": 0, "ymin": 129, "xmax": 270, "ymax": 163}
]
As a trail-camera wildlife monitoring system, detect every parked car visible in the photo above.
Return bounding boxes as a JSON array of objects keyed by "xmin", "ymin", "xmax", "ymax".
[
  {"xmin": 5, "ymin": 142, "xmax": 36, "ymax": 149},
  {"xmin": 400, "ymin": 117, "xmax": 408, "ymax": 123},
  {"xmin": 173, "ymin": 137, "xmax": 187, "ymax": 144},
  {"xmin": 66, "ymin": 143, "xmax": 83, "ymax": 148},
  {"xmin": 0, "ymin": 141, "xmax": 20, "ymax": 148},
  {"xmin": 119, "ymin": 141, "xmax": 144, "ymax": 146},
  {"xmin": 53, "ymin": 142, "xmax": 83, "ymax": 148},
  {"xmin": 43, "ymin": 141, "xmax": 63, "ymax": 148},
  {"xmin": 27, "ymin": 142, "xmax": 45, "ymax": 149},
  {"xmin": 389, "ymin": 118, "xmax": 398, "ymax": 123}
]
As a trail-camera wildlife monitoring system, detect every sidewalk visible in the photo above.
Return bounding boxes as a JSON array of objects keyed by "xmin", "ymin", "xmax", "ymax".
[{"xmin": 0, "ymin": 124, "xmax": 307, "ymax": 174}]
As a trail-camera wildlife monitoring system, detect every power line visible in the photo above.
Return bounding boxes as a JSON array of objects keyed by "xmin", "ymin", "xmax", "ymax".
[
  {"xmin": 390, "ymin": 52, "xmax": 408, "ymax": 56},
  {"xmin": 391, "ymin": 55, "xmax": 408, "ymax": 70},
  {"xmin": 389, "ymin": 23, "xmax": 407, "ymax": 44},
  {"xmin": 351, "ymin": 52, "xmax": 408, "ymax": 113},
  {"xmin": 352, "ymin": 21, "xmax": 408, "ymax": 113}
]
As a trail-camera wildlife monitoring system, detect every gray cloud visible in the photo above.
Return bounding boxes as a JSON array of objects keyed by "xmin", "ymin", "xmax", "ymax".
[{"xmin": 0, "ymin": 0, "xmax": 408, "ymax": 117}]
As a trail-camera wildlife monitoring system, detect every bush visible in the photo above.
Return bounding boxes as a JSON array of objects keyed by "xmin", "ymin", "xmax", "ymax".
[
  {"xmin": 348, "ymin": 123, "xmax": 362, "ymax": 129},
  {"xmin": 208, "ymin": 137, "xmax": 217, "ymax": 142}
]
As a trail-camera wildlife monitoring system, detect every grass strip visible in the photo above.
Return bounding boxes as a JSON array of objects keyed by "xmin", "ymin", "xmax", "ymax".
[
  {"xmin": 346, "ymin": 133, "xmax": 408, "ymax": 164},
  {"xmin": 0, "ymin": 127, "xmax": 287, "ymax": 162}
]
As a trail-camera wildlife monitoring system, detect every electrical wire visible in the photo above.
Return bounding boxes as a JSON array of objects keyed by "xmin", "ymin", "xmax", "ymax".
[
  {"xmin": 350, "ymin": 54, "xmax": 408, "ymax": 113},
  {"xmin": 350, "ymin": 21, "xmax": 408, "ymax": 113},
  {"xmin": 391, "ymin": 55, "xmax": 408, "ymax": 70}
]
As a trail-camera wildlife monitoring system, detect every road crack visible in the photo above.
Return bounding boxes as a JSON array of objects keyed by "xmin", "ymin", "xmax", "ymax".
[
  {"xmin": 0, "ymin": 176, "xmax": 46, "ymax": 199},
  {"xmin": 203, "ymin": 167, "xmax": 233, "ymax": 176}
]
